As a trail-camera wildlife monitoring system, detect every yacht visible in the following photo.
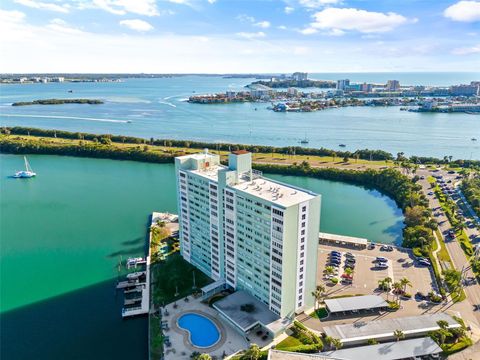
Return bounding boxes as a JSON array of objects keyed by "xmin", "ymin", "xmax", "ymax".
[
  {"xmin": 339, "ymin": 144, "xmax": 346, "ymax": 147},
  {"xmin": 13, "ymin": 156, "xmax": 36, "ymax": 178},
  {"xmin": 472, "ymin": 138, "xmax": 477, "ymax": 141}
]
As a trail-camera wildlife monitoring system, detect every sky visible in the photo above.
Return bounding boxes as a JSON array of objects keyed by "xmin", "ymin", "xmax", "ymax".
[{"xmin": 0, "ymin": 0, "xmax": 479, "ymax": 73}]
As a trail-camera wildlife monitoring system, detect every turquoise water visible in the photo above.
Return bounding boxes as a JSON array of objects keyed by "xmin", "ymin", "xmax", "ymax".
[
  {"xmin": 177, "ymin": 313, "xmax": 220, "ymax": 347},
  {"xmin": 0, "ymin": 154, "xmax": 403, "ymax": 359},
  {"xmin": 1, "ymin": 73, "xmax": 479, "ymax": 159}
]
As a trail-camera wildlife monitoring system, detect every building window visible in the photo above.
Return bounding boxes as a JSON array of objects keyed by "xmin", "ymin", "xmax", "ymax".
[
  {"xmin": 302, "ymin": 214, "xmax": 306, "ymax": 220},
  {"xmin": 302, "ymin": 206, "xmax": 306, "ymax": 212}
]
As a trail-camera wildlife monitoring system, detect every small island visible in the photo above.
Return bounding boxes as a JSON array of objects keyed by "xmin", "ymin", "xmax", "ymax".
[{"xmin": 12, "ymin": 99, "xmax": 104, "ymax": 106}]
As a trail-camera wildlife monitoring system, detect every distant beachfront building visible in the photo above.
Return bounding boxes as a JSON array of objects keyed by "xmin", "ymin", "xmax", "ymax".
[
  {"xmin": 287, "ymin": 87, "xmax": 299, "ymax": 96},
  {"xmin": 175, "ymin": 150, "xmax": 321, "ymax": 318},
  {"xmin": 292, "ymin": 72, "xmax": 308, "ymax": 81},
  {"xmin": 386, "ymin": 80, "xmax": 400, "ymax": 91},
  {"xmin": 248, "ymin": 83, "xmax": 276, "ymax": 100},
  {"xmin": 361, "ymin": 83, "xmax": 373, "ymax": 93},
  {"xmin": 336, "ymin": 79, "xmax": 350, "ymax": 91},
  {"xmin": 450, "ymin": 84, "xmax": 479, "ymax": 96}
]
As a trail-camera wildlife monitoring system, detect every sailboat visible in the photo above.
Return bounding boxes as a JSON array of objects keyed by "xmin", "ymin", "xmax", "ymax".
[
  {"xmin": 13, "ymin": 156, "xmax": 36, "ymax": 178},
  {"xmin": 299, "ymin": 133, "xmax": 309, "ymax": 144}
]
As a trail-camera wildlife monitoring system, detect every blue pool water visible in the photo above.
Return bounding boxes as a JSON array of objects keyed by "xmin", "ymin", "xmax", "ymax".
[{"xmin": 177, "ymin": 313, "xmax": 220, "ymax": 348}]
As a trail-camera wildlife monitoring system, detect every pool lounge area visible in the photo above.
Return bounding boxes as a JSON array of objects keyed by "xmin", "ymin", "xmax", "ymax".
[{"xmin": 161, "ymin": 295, "xmax": 273, "ymax": 359}]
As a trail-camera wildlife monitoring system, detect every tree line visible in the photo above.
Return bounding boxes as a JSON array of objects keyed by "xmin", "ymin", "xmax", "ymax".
[{"xmin": 5, "ymin": 126, "xmax": 477, "ymax": 166}]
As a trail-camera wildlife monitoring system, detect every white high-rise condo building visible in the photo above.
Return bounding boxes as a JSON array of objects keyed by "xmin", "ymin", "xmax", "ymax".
[{"xmin": 175, "ymin": 150, "xmax": 321, "ymax": 318}]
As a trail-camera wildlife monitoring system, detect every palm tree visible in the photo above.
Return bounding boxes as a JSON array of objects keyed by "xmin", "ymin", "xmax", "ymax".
[
  {"xmin": 312, "ymin": 284, "xmax": 326, "ymax": 309},
  {"xmin": 399, "ymin": 277, "xmax": 412, "ymax": 294},
  {"xmin": 197, "ymin": 354, "xmax": 212, "ymax": 360},
  {"xmin": 437, "ymin": 328, "xmax": 451, "ymax": 345},
  {"xmin": 344, "ymin": 267, "xmax": 354, "ymax": 277},
  {"xmin": 331, "ymin": 338, "xmax": 343, "ymax": 350},
  {"xmin": 244, "ymin": 344, "xmax": 261, "ymax": 360},
  {"xmin": 393, "ymin": 329, "xmax": 405, "ymax": 342},
  {"xmin": 325, "ymin": 266, "xmax": 335, "ymax": 276},
  {"xmin": 392, "ymin": 282, "xmax": 403, "ymax": 304}
]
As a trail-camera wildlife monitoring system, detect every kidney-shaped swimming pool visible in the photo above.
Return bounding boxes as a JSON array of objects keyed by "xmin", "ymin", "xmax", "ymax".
[{"xmin": 177, "ymin": 313, "xmax": 221, "ymax": 348}]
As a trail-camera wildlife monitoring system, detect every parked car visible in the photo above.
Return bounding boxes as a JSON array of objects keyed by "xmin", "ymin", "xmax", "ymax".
[
  {"xmin": 345, "ymin": 252, "xmax": 355, "ymax": 258},
  {"xmin": 418, "ymin": 259, "xmax": 431, "ymax": 267},
  {"xmin": 375, "ymin": 263, "xmax": 388, "ymax": 269},
  {"xmin": 375, "ymin": 257, "xmax": 388, "ymax": 262},
  {"xmin": 368, "ymin": 243, "xmax": 375, "ymax": 250},
  {"xmin": 415, "ymin": 291, "xmax": 427, "ymax": 300},
  {"xmin": 331, "ymin": 251, "xmax": 341, "ymax": 256},
  {"xmin": 448, "ymin": 170, "xmax": 455, "ymax": 174}
]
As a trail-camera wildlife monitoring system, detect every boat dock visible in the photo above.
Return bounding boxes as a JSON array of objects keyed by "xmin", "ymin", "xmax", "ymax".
[{"xmin": 117, "ymin": 215, "xmax": 156, "ymax": 318}]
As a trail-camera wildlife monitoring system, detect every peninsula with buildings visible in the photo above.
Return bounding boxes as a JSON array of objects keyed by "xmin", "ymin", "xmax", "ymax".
[{"xmin": 188, "ymin": 73, "xmax": 480, "ymax": 114}]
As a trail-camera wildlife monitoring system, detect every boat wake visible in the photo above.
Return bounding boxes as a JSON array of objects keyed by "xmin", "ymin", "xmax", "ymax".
[
  {"xmin": 1, "ymin": 114, "xmax": 130, "ymax": 123},
  {"xmin": 158, "ymin": 101, "xmax": 177, "ymax": 108}
]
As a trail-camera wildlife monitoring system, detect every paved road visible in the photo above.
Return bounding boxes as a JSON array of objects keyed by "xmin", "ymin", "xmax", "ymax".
[{"xmin": 415, "ymin": 167, "xmax": 480, "ymax": 325}]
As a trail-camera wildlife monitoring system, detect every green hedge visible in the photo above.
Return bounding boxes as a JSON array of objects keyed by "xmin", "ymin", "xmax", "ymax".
[{"xmin": 278, "ymin": 344, "xmax": 321, "ymax": 354}]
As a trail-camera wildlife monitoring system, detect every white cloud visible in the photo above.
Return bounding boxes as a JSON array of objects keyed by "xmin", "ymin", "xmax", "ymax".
[
  {"xmin": 452, "ymin": 44, "xmax": 480, "ymax": 55},
  {"xmin": 444, "ymin": 1, "xmax": 480, "ymax": 22},
  {"xmin": 236, "ymin": 31, "xmax": 266, "ymax": 39},
  {"xmin": 237, "ymin": 14, "xmax": 270, "ymax": 29},
  {"xmin": 92, "ymin": 0, "xmax": 159, "ymax": 16},
  {"xmin": 119, "ymin": 19, "xmax": 154, "ymax": 32},
  {"xmin": 254, "ymin": 21, "xmax": 270, "ymax": 28},
  {"xmin": 310, "ymin": 7, "xmax": 408, "ymax": 33},
  {"xmin": 46, "ymin": 18, "xmax": 85, "ymax": 34},
  {"xmin": 327, "ymin": 28, "xmax": 345, "ymax": 36},
  {"xmin": 299, "ymin": 27, "xmax": 317, "ymax": 35},
  {"xmin": 0, "ymin": 9, "xmax": 26, "ymax": 23},
  {"xmin": 277, "ymin": 25, "xmax": 287, "ymax": 30},
  {"xmin": 299, "ymin": 0, "xmax": 341, "ymax": 8},
  {"xmin": 14, "ymin": 0, "xmax": 70, "ymax": 13},
  {"xmin": 284, "ymin": 6, "xmax": 294, "ymax": 14}
]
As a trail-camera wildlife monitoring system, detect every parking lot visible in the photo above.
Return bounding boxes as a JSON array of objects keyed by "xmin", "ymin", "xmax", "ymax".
[{"xmin": 316, "ymin": 242, "xmax": 436, "ymax": 303}]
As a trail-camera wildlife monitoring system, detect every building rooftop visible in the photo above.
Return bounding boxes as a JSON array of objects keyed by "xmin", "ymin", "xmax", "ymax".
[
  {"xmin": 323, "ymin": 313, "xmax": 460, "ymax": 343},
  {"xmin": 232, "ymin": 149, "xmax": 250, "ymax": 155},
  {"xmin": 324, "ymin": 295, "xmax": 387, "ymax": 314},
  {"xmin": 190, "ymin": 164, "xmax": 226, "ymax": 181},
  {"xmin": 213, "ymin": 290, "xmax": 285, "ymax": 334},
  {"xmin": 319, "ymin": 232, "xmax": 368, "ymax": 246},
  {"xmin": 320, "ymin": 337, "xmax": 442, "ymax": 360},
  {"xmin": 232, "ymin": 177, "xmax": 316, "ymax": 208}
]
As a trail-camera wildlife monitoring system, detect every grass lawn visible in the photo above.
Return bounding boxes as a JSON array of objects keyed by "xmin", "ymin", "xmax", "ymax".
[
  {"xmin": 151, "ymin": 253, "xmax": 212, "ymax": 306},
  {"xmin": 310, "ymin": 307, "xmax": 328, "ymax": 319},
  {"xmin": 6, "ymin": 134, "xmax": 394, "ymax": 170},
  {"xmin": 276, "ymin": 336, "xmax": 304, "ymax": 349}
]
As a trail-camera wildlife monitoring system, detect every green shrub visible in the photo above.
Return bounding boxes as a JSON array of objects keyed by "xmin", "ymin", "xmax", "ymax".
[{"xmin": 279, "ymin": 344, "xmax": 322, "ymax": 353}]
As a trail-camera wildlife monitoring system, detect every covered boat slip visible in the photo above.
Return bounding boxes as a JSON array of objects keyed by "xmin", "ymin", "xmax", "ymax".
[
  {"xmin": 324, "ymin": 295, "xmax": 388, "ymax": 314},
  {"xmin": 320, "ymin": 337, "xmax": 442, "ymax": 360},
  {"xmin": 318, "ymin": 232, "xmax": 368, "ymax": 249},
  {"xmin": 323, "ymin": 313, "xmax": 460, "ymax": 345}
]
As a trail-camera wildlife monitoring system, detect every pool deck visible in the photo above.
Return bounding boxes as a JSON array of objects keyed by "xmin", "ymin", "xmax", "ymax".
[{"xmin": 162, "ymin": 295, "xmax": 270, "ymax": 359}]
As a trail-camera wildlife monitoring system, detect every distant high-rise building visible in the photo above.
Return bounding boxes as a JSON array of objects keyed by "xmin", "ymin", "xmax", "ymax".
[
  {"xmin": 450, "ymin": 84, "xmax": 479, "ymax": 96},
  {"xmin": 336, "ymin": 79, "xmax": 350, "ymax": 90},
  {"xmin": 386, "ymin": 80, "xmax": 400, "ymax": 91},
  {"xmin": 292, "ymin": 72, "xmax": 308, "ymax": 81},
  {"xmin": 175, "ymin": 150, "xmax": 321, "ymax": 318},
  {"xmin": 361, "ymin": 83, "xmax": 373, "ymax": 93}
]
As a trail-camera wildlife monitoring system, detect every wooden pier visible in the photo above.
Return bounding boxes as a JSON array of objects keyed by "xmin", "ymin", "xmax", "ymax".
[{"xmin": 120, "ymin": 213, "xmax": 156, "ymax": 318}]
